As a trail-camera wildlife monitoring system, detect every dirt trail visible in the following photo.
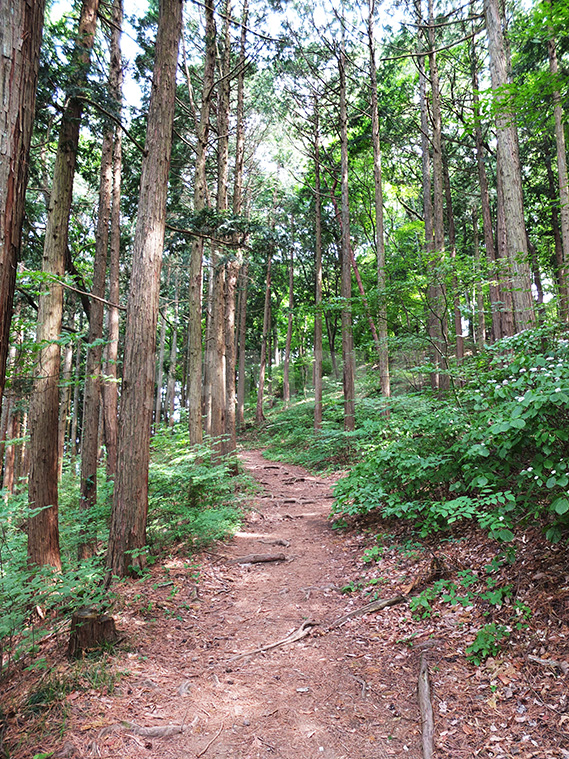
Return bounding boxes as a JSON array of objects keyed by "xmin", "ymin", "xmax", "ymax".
[{"xmin": 55, "ymin": 450, "xmax": 423, "ymax": 758}]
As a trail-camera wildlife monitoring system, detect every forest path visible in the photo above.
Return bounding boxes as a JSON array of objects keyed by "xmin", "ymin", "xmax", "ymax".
[{"xmin": 66, "ymin": 450, "xmax": 422, "ymax": 758}]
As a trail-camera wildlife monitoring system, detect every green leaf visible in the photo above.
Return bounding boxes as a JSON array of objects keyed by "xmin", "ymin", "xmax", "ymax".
[{"xmin": 551, "ymin": 497, "xmax": 569, "ymax": 515}]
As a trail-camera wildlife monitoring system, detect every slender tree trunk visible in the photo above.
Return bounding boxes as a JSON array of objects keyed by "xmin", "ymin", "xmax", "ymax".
[
  {"xmin": 339, "ymin": 41, "xmax": 355, "ymax": 433},
  {"xmin": 101, "ymin": 0, "xmax": 123, "ymax": 480},
  {"xmin": 282, "ymin": 244, "xmax": 294, "ymax": 407},
  {"xmin": 79, "ymin": 11, "xmax": 122, "ymax": 557},
  {"xmin": 155, "ymin": 307, "xmax": 167, "ymax": 425},
  {"xmin": 28, "ymin": 0, "xmax": 99, "ymax": 570},
  {"xmin": 544, "ymin": 148, "xmax": 569, "ymax": 312},
  {"xmin": 236, "ymin": 262, "xmax": 248, "ymax": 428},
  {"xmin": 70, "ymin": 327, "xmax": 82, "ymax": 458},
  {"xmin": 227, "ymin": 0, "xmax": 248, "ymax": 444},
  {"xmin": 496, "ymin": 160, "xmax": 515, "ymax": 337},
  {"xmin": 547, "ymin": 20, "xmax": 569, "ymax": 322},
  {"xmin": 107, "ymin": 0, "xmax": 182, "ymax": 579},
  {"xmin": 166, "ymin": 269, "xmax": 178, "ymax": 426},
  {"xmin": 210, "ymin": 3, "xmax": 231, "ymax": 454},
  {"xmin": 471, "ymin": 36, "xmax": 502, "ymax": 343},
  {"xmin": 0, "ymin": 0, "xmax": 46, "ymax": 417},
  {"xmin": 427, "ymin": 0, "xmax": 449, "ymax": 391},
  {"xmin": 368, "ymin": 0, "xmax": 390, "ymax": 402},
  {"xmin": 313, "ymin": 98, "xmax": 324, "ymax": 432},
  {"xmin": 484, "ymin": 0, "xmax": 535, "ymax": 332},
  {"xmin": 58, "ymin": 326, "xmax": 75, "ymax": 478},
  {"xmin": 417, "ymin": 11, "xmax": 437, "ymax": 390},
  {"xmin": 442, "ymin": 153, "xmax": 464, "ymax": 366},
  {"xmin": 255, "ymin": 254, "xmax": 271, "ymax": 425},
  {"xmin": 188, "ymin": 0, "xmax": 216, "ymax": 446},
  {"xmin": 472, "ymin": 209, "xmax": 486, "ymax": 350}
]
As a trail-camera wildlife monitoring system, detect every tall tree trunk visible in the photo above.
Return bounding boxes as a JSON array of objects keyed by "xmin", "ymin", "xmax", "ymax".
[
  {"xmin": 368, "ymin": 0, "xmax": 390, "ymax": 403},
  {"xmin": 0, "ymin": 0, "xmax": 46, "ymax": 417},
  {"xmin": 544, "ymin": 148, "xmax": 569, "ymax": 312},
  {"xmin": 417, "ymin": 10, "xmax": 437, "ymax": 390},
  {"xmin": 313, "ymin": 97, "xmax": 324, "ymax": 432},
  {"xmin": 106, "ymin": 0, "xmax": 182, "ymax": 579},
  {"xmin": 484, "ymin": 0, "xmax": 535, "ymax": 332},
  {"xmin": 210, "ymin": 3, "xmax": 231, "ymax": 454},
  {"xmin": 472, "ymin": 208, "xmax": 486, "ymax": 350},
  {"xmin": 236, "ymin": 262, "xmax": 248, "ymax": 428},
  {"xmin": 547, "ymin": 18, "xmax": 569, "ymax": 322},
  {"xmin": 166, "ymin": 269, "xmax": 179, "ymax": 426},
  {"xmin": 79, "ymin": 7, "xmax": 122, "ymax": 557},
  {"xmin": 442, "ymin": 153, "xmax": 464, "ymax": 366},
  {"xmin": 155, "ymin": 307, "xmax": 167, "ymax": 425},
  {"xmin": 471, "ymin": 35, "xmax": 502, "ymax": 343},
  {"xmin": 282, "ymin": 243, "xmax": 294, "ymax": 407},
  {"xmin": 426, "ymin": 0, "xmax": 449, "ymax": 391},
  {"xmin": 188, "ymin": 0, "xmax": 216, "ymax": 446},
  {"xmin": 496, "ymin": 159, "xmax": 515, "ymax": 338},
  {"xmin": 255, "ymin": 254, "xmax": 271, "ymax": 425},
  {"xmin": 58, "ymin": 324, "xmax": 75, "ymax": 478},
  {"xmin": 339, "ymin": 41, "xmax": 355, "ymax": 433},
  {"xmin": 101, "ymin": 0, "xmax": 123, "ymax": 480},
  {"xmin": 70, "ymin": 326, "xmax": 83, "ymax": 458},
  {"xmin": 226, "ymin": 0, "xmax": 248, "ymax": 449},
  {"xmin": 28, "ymin": 0, "xmax": 99, "ymax": 570}
]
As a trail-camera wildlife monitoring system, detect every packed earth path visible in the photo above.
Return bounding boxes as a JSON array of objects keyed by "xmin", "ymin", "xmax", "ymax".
[{"xmin": 46, "ymin": 450, "xmax": 425, "ymax": 759}]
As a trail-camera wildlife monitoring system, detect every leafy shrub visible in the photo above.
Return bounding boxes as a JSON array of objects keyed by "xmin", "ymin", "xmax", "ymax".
[
  {"xmin": 332, "ymin": 327, "xmax": 569, "ymax": 542},
  {"xmin": 466, "ymin": 623, "xmax": 511, "ymax": 665}
]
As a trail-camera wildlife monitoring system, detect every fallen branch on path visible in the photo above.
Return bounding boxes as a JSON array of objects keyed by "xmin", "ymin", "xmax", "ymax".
[
  {"xmin": 122, "ymin": 722, "xmax": 184, "ymax": 738},
  {"xmin": 196, "ymin": 722, "xmax": 224, "ymax": 758},
  {"xmin": 229, "ymin": 620, "xmax": 318, "ymax": 661},
  {"xmin": 258, "ymin": 538, "xmax": 290, "ymax": 547},
  {"xmin": 328, "ymin": 595, "xmax": 407, "ymax": 629},
  {"xmin": 227, "ymin": 553, "xmax": 286, "ymax": 564},
  {"xmin": 528, "ymin": 654, "xmax": 569, "ymax": 675},
  {"xmin": 418, "ymin": 653, "xmax": 434, "ymax": 759}
]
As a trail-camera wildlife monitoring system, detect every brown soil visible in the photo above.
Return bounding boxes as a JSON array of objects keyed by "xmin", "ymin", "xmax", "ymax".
[{"xmin": 2, "ymin": 449, "xmax": 568, "ymax": 758}]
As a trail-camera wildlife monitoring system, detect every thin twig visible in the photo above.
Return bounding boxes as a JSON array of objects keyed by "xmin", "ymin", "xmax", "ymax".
[{"xmin": 196, "ymin": 722, "xmax": 224, "ymax": 758}]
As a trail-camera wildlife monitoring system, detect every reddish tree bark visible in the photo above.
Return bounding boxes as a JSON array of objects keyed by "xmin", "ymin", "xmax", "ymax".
[
  {"xmin": 107, "ymin": 0, "xmax": 183, "ymax": 578},
  {"xmin": 0, "ymin": 0, "xmax": 46, "ymax": 417}
]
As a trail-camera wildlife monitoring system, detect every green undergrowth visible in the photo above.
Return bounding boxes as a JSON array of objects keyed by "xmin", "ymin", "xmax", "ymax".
[
  {"xmin": 0, "ymin": 423, "xmax": 246, "ymax": 675},
  {"xmin": 333, "ymin": 326, "xmax": 569, "ymax": 544},
  {"xmin": 342, "ymin": 530, "xmax": 533, "ymax": 664}
]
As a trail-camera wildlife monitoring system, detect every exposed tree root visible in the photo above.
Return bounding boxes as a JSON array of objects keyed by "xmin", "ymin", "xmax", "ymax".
[
  {"xmin": 418, "ymin": 653, "xmax": 434, "ymax": 759},
  {"xmin": 228, "ymin": 620, "xmax": 318, "ymax": 661}
]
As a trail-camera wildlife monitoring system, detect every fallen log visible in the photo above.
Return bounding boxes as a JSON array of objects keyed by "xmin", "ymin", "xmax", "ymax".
[
  {"xmin": 418, "ymin": 652, "xmax": 434, "ymax": 759},
  {"xmin": 228, "ymin": 553, "xmax": 286, "ymax": 564}
]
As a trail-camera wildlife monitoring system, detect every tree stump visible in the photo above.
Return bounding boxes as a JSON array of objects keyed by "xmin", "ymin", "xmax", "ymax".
[{"xmin": 67, "ymin": 607, "xmax": 118, "ymax": 658}]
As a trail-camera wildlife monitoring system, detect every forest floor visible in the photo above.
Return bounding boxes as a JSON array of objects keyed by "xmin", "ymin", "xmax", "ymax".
[{"xmin": 2, "ymin": 448, "xmax": 568, "ymax": 759}]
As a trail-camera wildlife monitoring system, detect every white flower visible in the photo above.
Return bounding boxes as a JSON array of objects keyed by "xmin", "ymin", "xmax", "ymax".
[
  {"xmin": 530, "ymin": 367, "xmax": 538, "ymax": 372},
  {"xmin": 519, "ymin": 368, "xmax": 527, "ymax": 373},
  {"xmin": 527, "ymin": 467, "xmax": 533, "ymax": 472},
  {"xmin": 555, "ymin": 387, "xmax": 562, "ymax": 393},
  {"xmin": 516, "ymin": 396, "xmax": 525, "ymax": 402}
]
